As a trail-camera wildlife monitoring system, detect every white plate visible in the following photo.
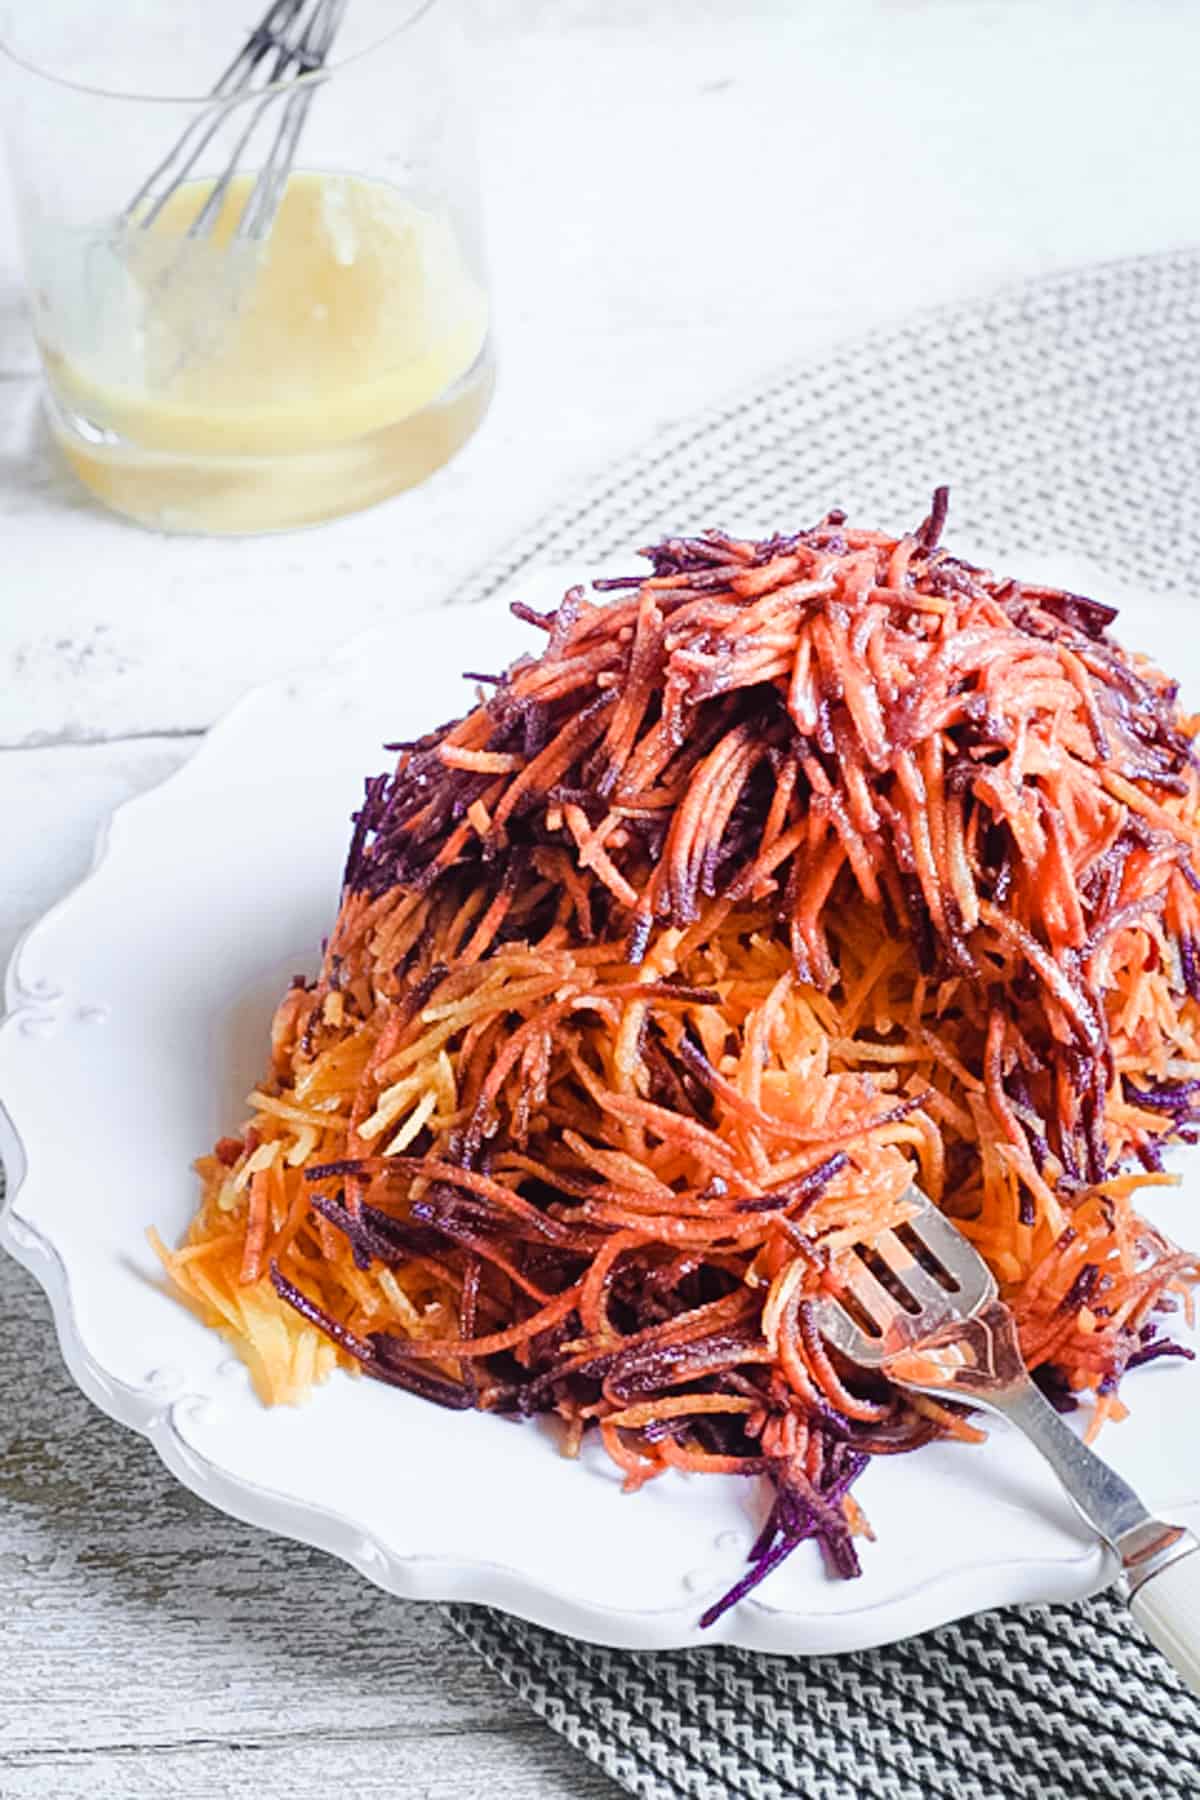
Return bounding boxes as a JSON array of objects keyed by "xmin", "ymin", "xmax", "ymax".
[{"xmin": 3, "ymin": 565, "xmax": 1200, "ymax": 1654}]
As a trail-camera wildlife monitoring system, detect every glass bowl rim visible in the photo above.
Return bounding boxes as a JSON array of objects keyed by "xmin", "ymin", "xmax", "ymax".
[{"xmin": 0, "ymin": 0, "xmax": 440, "ymax": 106}]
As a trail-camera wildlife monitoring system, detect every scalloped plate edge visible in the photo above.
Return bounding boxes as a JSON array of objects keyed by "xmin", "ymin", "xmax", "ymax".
[{"xmin": 0, "ymin": 582, "xmax": 1144, "ymax": 1656}]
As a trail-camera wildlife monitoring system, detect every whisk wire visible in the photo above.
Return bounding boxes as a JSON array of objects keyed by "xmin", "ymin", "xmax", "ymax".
[
  {"xmin": 235, "ymin": 0, "xmax": 349, "ymax": 242},
  {"xmin": 124, "ymin": 0, "xmax": 346, "ymax": 242},
  {"xmin": 124, "ymin": 0, "xmax": 303, "ymax": 226}
]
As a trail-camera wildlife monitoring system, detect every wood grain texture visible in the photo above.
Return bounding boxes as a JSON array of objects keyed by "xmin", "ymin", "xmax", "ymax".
[
  {"xmin": 0, "ymin": 1249, "xmax": 617, "ymax": 1798},
  {"xmin": 1, "ymin": 1736, "xmax": 619, "ymax": 1800}
]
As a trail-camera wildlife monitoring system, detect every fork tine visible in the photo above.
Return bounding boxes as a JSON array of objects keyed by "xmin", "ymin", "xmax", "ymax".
[
  {"xmin": 872, "ymin": 1228, "xmax": 957, "ymax": 1311},
  {"xmin": 839, "ymin": 1251, "xmax": 902, "ymax": 1333},
  {"xmin": 818, "ymin": 1293, "xmax": 879, "ymax": 1362},
  {"xmin": 815, "ymin": 1184, "xmax": 1000, "ymax": 1371},
  {"xmin": 901, "ymin": 1192, "xmax": 998, "ymax": 1299}
]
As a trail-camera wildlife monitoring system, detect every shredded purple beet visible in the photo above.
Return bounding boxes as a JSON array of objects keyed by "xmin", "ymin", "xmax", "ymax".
[
  {"xmin": 756, "ymin": 1151, "xmax": 849, "ymax": 1215},
  {"xmin": 1027, "ymin": 590, "xmax": 1120, "ymax": 641},
  {"xmin": 1006, "ymin": 1065, "xmax": 1051, "ymax": 1172},
  {"xmin": 270, "ymin": 1263, "xmax": 476, "ymax": 1407},
  {"xmin": 310, "ymin": 1193, "xmax": 444, "ymax": 1265},
  {"xmin": 700, "ymin": 1442, "xmax": 869, "ymax": 1628},
  {"xmin": 915, "ymin": 484, "xmax": 950, "ymax": 552},
  {"xmin": 304, "ymin": 1157, "xmax": 378, "ymax": 1181},
  {"xmin": 269, "ymin": 1261, "xmax": 375, "ymax": 1363},
  {"xmin": 1059, "ymin": 1263, "xmax": 1101, "ymax": 1314},
  {"xmin": 1182, "ymin": 936, "xmax": 1200, "ymax": 1003},
  {"xmin": 367, "ymin": 1336, "xmax": 475, "ymax": 1408},
  {"xmin": 1032, "ymin": 1363, "xmax": 1079, "ymax": 1413},
  {"xmin": 239, "ymin": 494, "xmax": 1200, "ymax": 1634},
  {"xmin": 1126, "ymin": 1335, "xmax": 1196, "ymax": 1371},
  {"xmin": 1136, "ymin": 1137, "xmax": 1166, "ymax": 1173},
  {"xmin": 1122, "ymin": 1076, "xmax": 1200, "ymax": 1113}
]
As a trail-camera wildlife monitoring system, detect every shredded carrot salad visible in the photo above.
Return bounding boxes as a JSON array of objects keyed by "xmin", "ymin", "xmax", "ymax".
[{"xmin": 157, "ymin": 492, "xmax": 1200, "ymax": 1620}]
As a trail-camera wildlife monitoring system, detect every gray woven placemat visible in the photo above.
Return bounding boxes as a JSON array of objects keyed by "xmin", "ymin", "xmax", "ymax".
[{"xmin": 441, "ymin": 249, "xmax": 1200, "ymax": 1800}]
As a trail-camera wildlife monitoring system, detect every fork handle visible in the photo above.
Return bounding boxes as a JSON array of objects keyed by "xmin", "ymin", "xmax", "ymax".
[
  {"xmin": 1131, "ymin": 1551, "xmax": 1200, "ymax": 1696},
  {"xmin": 999, "ymin": 1377, "xmax": 1150, "ymax": 1544},
  {"xmin": 998, "ymin": 1376, "xmax": 1200, "ymax": 1696}
]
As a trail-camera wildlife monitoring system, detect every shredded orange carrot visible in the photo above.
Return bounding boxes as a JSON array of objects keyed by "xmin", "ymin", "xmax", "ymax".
[{"xmin": 156, "ymin": 494, "xmax": 1200, "ymax": 1617}]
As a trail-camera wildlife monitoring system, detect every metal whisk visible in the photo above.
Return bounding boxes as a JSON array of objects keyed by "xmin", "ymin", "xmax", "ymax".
[{"xmin": 123, "ymin": 0, "xmax": 349, "ymax": 243}]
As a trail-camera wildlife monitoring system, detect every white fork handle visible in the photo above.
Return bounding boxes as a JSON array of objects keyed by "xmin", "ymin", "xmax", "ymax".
[
  {"xmin": 903, "ymin": 1358, "xmax": 1200, "ymax": 1695},
  {"xmin": 1131, "ymin": 1549, "xmax": 1200, "ymax": 1697},
  {"xmin": 990, "ymin": 1376, "xmax": 1200, "ymax": 1697}
]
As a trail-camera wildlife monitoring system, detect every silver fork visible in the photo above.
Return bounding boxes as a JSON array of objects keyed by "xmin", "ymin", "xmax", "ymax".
[{"xmin": 816, "ymin": 1185, "xmax": 1200, "ymax": 1693}]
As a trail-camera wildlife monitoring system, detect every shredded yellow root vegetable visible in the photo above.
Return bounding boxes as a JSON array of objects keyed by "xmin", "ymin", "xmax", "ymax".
[{"xmin": 154, "ymin": 500, "xmax": 1200, "ymax": 1617}]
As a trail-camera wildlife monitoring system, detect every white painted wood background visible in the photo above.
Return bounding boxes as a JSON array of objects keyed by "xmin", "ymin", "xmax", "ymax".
[{"xmin": 1, "ymin": 1, "xmax": 1198, "ymax": 1793}]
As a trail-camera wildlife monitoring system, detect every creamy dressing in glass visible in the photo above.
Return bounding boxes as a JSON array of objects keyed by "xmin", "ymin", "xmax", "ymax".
[{"xmin": 38, "ymin": 171, "xmax": 492, "ymax": 532}]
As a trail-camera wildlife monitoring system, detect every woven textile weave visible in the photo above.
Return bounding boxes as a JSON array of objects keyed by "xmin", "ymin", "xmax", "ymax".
[{"xmin": 442, "ymin": 251, "xmax": 1200, "ymax": 1800}]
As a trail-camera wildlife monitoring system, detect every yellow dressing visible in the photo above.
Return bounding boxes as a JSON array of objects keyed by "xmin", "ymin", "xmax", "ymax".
[{"xmin": 41, "ymin": 171, "xmax": 492, "ymax": 532}]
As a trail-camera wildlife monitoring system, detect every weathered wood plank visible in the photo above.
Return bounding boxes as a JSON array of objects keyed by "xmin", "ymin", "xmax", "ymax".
[
  {"xmin": 0, "ymin": 746, "xmax": 619, "ymax": 1796},
  {"xmin": 0, "ymin": 1730, "xmax": 619, "ymax": 1800},
  {"xmin": 0, "ymin": 1250, "xmax": 615, "ymax": 1795}
]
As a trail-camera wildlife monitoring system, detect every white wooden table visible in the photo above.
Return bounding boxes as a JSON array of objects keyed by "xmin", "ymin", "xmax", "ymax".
[{"xmin": 2, "ymin": 2, "xmax": 1197, "ymax": 1793}]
